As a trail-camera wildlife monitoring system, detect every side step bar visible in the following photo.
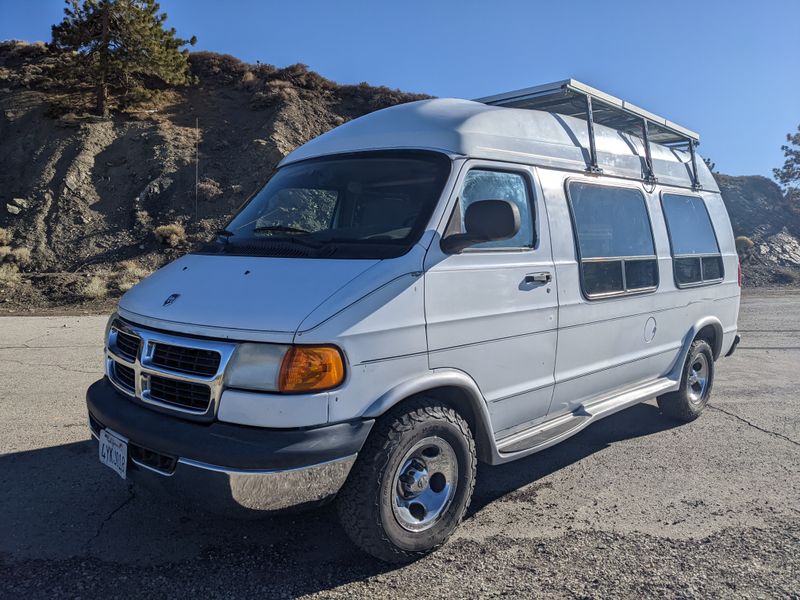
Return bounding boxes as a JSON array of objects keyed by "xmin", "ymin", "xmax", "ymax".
[{"xmin": 494, "ymin": 378, "xmax": 677, "ymax": 460}]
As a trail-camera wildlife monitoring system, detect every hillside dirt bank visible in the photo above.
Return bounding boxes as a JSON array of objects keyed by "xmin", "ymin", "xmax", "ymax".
[{"xmin": 1, "ymin": 41, "xmax": 799, "ymax": 313}]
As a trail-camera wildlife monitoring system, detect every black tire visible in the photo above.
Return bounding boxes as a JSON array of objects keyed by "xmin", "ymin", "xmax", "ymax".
[
  {"xmin": 336, "ymin": 398, "xmax": 477, "ymax": 563},
  {"xmin": 657, "ymin": 339, "xmax": 715, "ymax": 422}
]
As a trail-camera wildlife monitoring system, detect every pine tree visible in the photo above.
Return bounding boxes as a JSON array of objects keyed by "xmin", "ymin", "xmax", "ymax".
[
  {"xmin": 774, "ymin": 125, "xmax": 800, "ymax": 191},
  {"xmin": 50, "ymin": 0, "xmax": 196, "ymax": 116}
]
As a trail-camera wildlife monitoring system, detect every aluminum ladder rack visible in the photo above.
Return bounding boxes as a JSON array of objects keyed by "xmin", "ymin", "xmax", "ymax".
[{"xmin": 476, "ymin": 79, "xmax": 703, "ymax": 189}]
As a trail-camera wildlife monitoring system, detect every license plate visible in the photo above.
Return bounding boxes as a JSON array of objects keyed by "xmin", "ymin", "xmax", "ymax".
[{"xmin": 99, "ymin": 429, "xmax": 128, "ymax": 480}]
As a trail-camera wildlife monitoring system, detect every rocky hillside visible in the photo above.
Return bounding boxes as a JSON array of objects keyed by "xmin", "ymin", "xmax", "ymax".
[
  {"xmin": 715, "ymin": 174, "xmax": 800, "ymax": 285},
  {"xmin": 0, "ymin": 40, "xmax": 797, "ymax": 311}
]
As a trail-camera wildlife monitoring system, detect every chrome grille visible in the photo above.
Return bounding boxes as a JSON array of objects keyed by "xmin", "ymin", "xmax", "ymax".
[
  {"xmin": 114, "ymin": 330, "xmax": 141, "ymax": 362},
  {"xmin": 105, "ymin": 318, "xmax": 237, "ymax": 421},
  {"xmin": 148, "ymin": 375, "xmax": 211, "ymax": 411},
  {"xmin": 113, "ymin": 362, "xmax": 136, "ymax": 391},
  {"xmin": 151, "ymin": 342, "xmax": 221, "ymax": 377}
]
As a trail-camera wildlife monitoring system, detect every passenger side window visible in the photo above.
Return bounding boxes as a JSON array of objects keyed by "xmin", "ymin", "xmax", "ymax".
[
  {"xmin": 661, "ymin": 193, "xmax": 723, "ymax": 286},
  {"xmin": 568, "ymin": 182, "xmax": 658, "ymax": 298},
  {"xmin": 446, "ymin": 169, "xmax": 535, "ymax": 249}
]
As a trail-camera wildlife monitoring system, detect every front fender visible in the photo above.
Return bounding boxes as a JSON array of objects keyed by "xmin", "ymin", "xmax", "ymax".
[{"xmin": 362, "ymin": 368, "xmax": 499, "ymax": 464}]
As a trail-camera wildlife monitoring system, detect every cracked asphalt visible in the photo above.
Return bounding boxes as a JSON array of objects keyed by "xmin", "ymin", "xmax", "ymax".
[{"xmin": 1, "ymin": 290, "xmax": 799, "ymax": 598}]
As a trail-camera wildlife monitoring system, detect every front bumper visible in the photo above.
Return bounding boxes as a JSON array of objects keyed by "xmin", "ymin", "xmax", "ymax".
[{"xmin": 87, "ymin": 377, "xmax": 373, "ymax": 513}]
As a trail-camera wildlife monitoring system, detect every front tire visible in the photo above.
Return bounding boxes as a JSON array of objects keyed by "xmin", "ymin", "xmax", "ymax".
[
  {"xmin": 336, "ymin": 399, "xmax": 476, "ymax": 563},
  {"xmin": 658, "ymin": 339, "xmax": 715, "ymax": 422}
]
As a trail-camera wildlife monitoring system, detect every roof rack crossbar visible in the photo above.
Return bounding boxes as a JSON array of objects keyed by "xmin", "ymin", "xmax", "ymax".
[{"xmin": 475, "ymin": 79, "xmax": 703, "ymax": 186}]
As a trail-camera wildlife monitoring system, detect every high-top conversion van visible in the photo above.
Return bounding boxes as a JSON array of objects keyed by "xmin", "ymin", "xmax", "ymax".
[{"xmin": 87, "ymin": 80, "xmax": 740, "ymax": 562}]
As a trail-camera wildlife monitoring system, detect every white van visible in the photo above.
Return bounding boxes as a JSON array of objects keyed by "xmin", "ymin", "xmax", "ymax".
[{"xmin": 88, "ymin": 80, "xmax": 741, "ymax": 562}]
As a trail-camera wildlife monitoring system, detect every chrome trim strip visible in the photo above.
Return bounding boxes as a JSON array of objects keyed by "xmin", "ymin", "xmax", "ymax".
[
  {"xmin": 131, "ymin": 456, "xmax": 175, "ymax": 477},
  {"xmin": 177, "ymin": 453, "xmax": 358, "ymax": 476}
]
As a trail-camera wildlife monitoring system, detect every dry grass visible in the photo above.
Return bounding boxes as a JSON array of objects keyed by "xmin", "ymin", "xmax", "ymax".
[
  {"xmin": 0, "ymin": 245, "xmax": 11, "ymax": 261},
  {"xmin": 0, "ymin": 263, "xmax": 21, "ymax": 285},
  {"xmin": 154, "ymin": 222, "xmax": 187, "ymax": 247},
  {"xmin": 117, "ymin": 260, "xmax": 151, "ymax": 292},
  {"xmin": 82, "ymin": 275, "xmax": 108, "ymax": 299},
  {"xmin": 240, "ymin": 70, "xmax": 259, "ymax": 91},
  {"xmin": 11, "ymin": 247, "xmax": 31, "ymax": 266},
  {"xmin": 197, "ymin": 177, "xmax": 222, "ymax": 201},
  {"xmin": 0, "ymin": 227, "xmax": 11, "ymax": 246}
]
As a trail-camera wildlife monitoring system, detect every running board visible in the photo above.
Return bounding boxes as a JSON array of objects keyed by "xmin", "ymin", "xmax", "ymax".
[{"xmin": 495, "ymin": 378, "xmax": 677, "ymax": 460}]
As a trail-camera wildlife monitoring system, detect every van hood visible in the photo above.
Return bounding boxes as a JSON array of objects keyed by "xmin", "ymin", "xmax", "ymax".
[{"xmin": 118, "ymin": 254, "xmax": 380, "ymax": 335}]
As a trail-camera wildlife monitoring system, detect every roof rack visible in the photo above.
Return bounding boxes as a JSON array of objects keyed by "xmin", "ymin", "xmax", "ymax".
[{"xmin": 475, "ymin": 79, "xmax": 702, "ymax": 189}]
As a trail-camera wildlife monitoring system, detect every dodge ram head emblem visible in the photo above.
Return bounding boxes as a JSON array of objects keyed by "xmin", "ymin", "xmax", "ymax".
[{"xmin": 163, "ymin": 293, "xmax": 180, "ymax": 306}]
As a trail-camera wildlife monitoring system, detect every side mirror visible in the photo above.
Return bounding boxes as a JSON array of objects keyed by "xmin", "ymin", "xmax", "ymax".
[{"xmin": 441, "ymin": 199, "xmax": 520, "ymax": 254}]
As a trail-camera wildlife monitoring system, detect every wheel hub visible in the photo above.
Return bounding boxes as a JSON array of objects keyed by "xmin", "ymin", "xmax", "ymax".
[
  {"xmin": 400, "ymin": 460, "xmax": 430, "ymax": 496},
  {"xmin": 687, "ymin": 353, "xmax": 709, "ymax": 403},
  {"xmin": 391, "ymin": 437, "xmax": 458, "ymax": 532}
]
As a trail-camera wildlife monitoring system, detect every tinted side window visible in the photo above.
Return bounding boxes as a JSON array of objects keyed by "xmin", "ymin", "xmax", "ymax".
[
  {"xmin": 448, "ymin": 170, "xmax": 534, "ymax": 249},
  {"xmin": 661, "ymin": 194, "xmax": 723, "ymax": 286},
  {"xmin": 568, "ymin": 182, "xmax": 658, "ymax": 298}
]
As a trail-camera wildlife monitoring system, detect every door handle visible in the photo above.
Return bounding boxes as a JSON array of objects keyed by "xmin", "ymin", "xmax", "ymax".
[{"xmin": 525, "ymin": 271, "xmax": 552, "ymax": 284}]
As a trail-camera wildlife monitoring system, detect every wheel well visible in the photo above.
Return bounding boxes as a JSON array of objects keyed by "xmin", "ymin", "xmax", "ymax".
[
  {"xmin": 391, "ymin": 386, "xmax": 494, "ymax": 464},
  {"xmin": 695, "ymin": 324, "xmax": 721, "ymax": 359}
]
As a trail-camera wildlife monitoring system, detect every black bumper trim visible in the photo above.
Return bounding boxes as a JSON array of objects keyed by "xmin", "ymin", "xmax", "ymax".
[{"xmin": 86, "ymin": 377, "xmax": 373, "ymax": 470}]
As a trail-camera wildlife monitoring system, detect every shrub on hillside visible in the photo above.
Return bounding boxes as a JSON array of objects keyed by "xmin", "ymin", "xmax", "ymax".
[
  {"xmin": 197, "ymin": 177, "xmax": 223, "ymax": 201},
  {"xmin": 82, "ymin": 275, "xmax": 107, "ymax": 299},
  {"xmin": 735, "ymin": 235, "xmax": 755, "ymax": 259},
  {"xmin": 189, "ymin": 51, "xmax": 249, "ymax": 84},
  {"xmin": 154, "ymin": 222, "xmax": 187, "ymax": 247},
  {"xmin": 117, "ymin": 260, "xmax": 151, "ymax": 292},
  {"xmin": 0, "ymin": 263, "xmax": 21, "ymax": 285},
  {"xmin": 0, "ymin": 227, "xmax": 12, "ymax": 245}
]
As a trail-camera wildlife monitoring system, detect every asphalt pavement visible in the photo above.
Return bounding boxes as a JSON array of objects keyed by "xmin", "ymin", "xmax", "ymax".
[{"xmin": 1, "ymin": 289, "xmax": 798, "ymax": 598}]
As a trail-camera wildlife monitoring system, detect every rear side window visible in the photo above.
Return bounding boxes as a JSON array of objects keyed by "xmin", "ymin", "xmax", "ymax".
[
  {"xmin": 447, "ymin": 169, "xmax": 535, "ymax": 249},
  {"xmin": 661, "ymin": 194, "xmax": 723, "ymax": 287},
  {"xmin": 568, "ymin": 182, "xmax": 658, "ymax": 298}
]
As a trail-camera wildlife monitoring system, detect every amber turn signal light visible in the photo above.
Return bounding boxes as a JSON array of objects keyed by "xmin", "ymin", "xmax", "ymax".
[{"xmin": 278, "ymin": 345, "xmax": 345, "ymax": 393}]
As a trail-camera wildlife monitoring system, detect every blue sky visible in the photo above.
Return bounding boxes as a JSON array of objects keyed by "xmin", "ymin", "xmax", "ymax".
[{"xmin": 2, "ymin": 0, "xmax": 798, "ymax": 178}]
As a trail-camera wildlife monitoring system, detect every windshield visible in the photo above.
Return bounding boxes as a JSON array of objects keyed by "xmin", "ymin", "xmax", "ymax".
[{"xmin": 209, "ymin": 150, "xmax": 451, "ymax": 259}]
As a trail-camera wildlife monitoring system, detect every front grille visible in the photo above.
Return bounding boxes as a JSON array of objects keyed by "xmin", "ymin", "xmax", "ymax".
[
  {"xmin": 115, "ymin": 329, "xmax": 141, "ymax": 362},
  {"xmin": 152, "ymin": 342, "xmax": 221, "ymax": 376},
  {"xmin": 148, "ymin": 375, "xmax": 211, "ymax": 411},
  {"xmin": 129, "ymin": 443, "xmax": 177, "ymax": 474},
  {"xmin": 114, "ymin": 362, "xmax": 136, "ymax": 391}
]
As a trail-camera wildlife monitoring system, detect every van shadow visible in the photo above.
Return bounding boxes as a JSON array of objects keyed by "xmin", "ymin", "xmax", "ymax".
[
  {"xmin": 0, "ymin": 402, "xmax": 680, "ymax": 596},
  {"xmin": 469, "ymin": 402, "xmax": 678, "ymax": 514}
]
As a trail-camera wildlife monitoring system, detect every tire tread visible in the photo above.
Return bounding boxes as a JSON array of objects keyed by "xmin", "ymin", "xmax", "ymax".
[{"xmin": 336, "ymin": 397, "xmax": 476, "ymax": 563}]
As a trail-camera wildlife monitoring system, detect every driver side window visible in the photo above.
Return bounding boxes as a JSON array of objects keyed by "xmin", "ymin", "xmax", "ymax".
[{"xmin": 446, "ymin": 169, "xmax": 535, "ymax": 249}]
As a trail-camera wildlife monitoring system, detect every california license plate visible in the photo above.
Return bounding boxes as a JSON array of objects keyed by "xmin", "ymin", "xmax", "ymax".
[{"xmin": 99, "ymin": 429, "xmax": 128, "ymax": 480}]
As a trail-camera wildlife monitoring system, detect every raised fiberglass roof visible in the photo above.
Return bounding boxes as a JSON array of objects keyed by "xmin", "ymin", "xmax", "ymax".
[{"xmin": 280, "ymin": 94, "xmax": 716, "ymax": 192}]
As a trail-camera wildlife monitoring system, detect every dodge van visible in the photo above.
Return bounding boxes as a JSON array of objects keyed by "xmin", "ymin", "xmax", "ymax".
[{"xmin": 87, "ymin": 79, "xmax": 741, "ymax": 562}]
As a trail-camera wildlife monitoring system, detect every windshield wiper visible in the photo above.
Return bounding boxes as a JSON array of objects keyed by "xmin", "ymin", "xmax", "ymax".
[
  {"xmin": 253, "ymin": 225, "xmax": 312, "ymax": 235},
  {"xmin": 216, "ymin": 229, "xmax": 235, "ymax": 244}
]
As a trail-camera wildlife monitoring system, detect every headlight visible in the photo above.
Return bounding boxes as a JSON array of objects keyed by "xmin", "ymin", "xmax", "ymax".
[
  {"xmin": 225, "ymin": 343, "xmax": 346, "ymax": 393},
  {"xmin": 225, "ymin": 343, "xmax": 289, "ymax": 392}
]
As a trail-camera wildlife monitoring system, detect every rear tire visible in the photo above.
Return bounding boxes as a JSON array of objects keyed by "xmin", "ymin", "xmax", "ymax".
[
  {"xmin": 336, "ymin": 398, "xmax": 476, "ymax": 563},
  {"xmin": 657, "ymin": 339, "xmax": 715, "ymax": 422}
]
